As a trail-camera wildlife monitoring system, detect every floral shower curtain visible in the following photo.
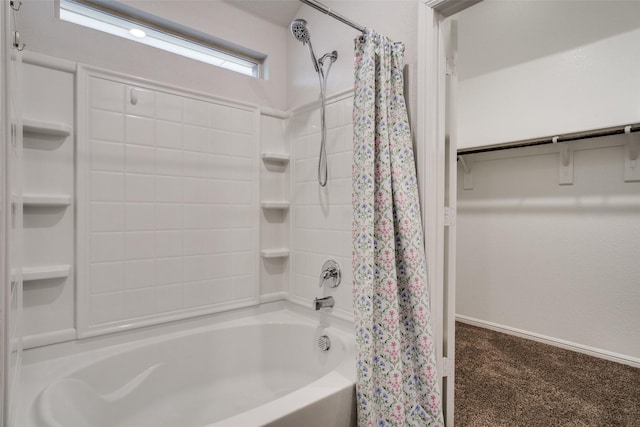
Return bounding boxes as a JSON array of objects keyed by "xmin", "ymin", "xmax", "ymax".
[{"xmin": 352, "ymin": 30, "xmax": 444, "ymax": 427}]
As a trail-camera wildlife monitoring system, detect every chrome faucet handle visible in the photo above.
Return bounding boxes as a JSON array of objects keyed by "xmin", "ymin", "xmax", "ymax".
[{"xmin": 319, "ymin": 260, "xmax": 341, "ymax": 288}]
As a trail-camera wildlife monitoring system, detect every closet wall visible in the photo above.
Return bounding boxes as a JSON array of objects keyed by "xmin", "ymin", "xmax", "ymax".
[
  {"xmin": 456, "ymin": 0, "xmax": 640, "ymax": 150},
  {"xmin": 455, "ymin": 1, "xmax": 640, "ymax": 365}
]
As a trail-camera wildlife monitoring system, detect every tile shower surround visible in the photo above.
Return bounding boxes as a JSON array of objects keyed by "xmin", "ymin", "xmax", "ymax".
[
  {"xmin": 80, "ymin": 71, "xmax": 259, "ymax": 336},
  {"xmin": 291, "ymin": 94, "xmax": 354, "ymax": 319}
]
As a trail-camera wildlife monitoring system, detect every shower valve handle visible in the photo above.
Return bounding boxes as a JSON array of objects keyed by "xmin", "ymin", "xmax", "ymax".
[{"xmin": 319, "ymin": 260, "xmax": 341, "ymax": 288}]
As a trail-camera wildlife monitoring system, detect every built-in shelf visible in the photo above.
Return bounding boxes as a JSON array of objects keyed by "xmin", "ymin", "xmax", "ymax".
[
  {"xmin": 260, "ymin": 201, "xmax": 290, "ymax": 209},
  {"xmin": 261, "ymin": 152, "xmax": 290, "ymax": 164},
  {"xmin": 23, "ymin": 264, "xmax": 71, "ymax": 282},
  {"xmin": 23, "ymin": 119, "xmax": 72, "ymax": 138},
  {"xmin": 260, "ymin": 248, "xmax": 290, "ymax": 259},
  {"xmin": 23, "ymin": 193, "xmax": 72, "ymax": 207}
]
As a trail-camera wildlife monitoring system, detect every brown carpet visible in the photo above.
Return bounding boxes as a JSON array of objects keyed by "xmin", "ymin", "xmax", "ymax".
[{"xmin": 454, "ymin": 322, "xmax": 640, "ymax": 426}]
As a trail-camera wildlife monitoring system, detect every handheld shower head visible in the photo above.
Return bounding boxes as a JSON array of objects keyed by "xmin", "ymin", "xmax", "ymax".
[
  {"xmin": 291, "ymin": 18, "xmax": 319, "ymax": 73},
  {"xmin": 290, "ymin": 19, "xmax": 310, "ymax": 44},
  {"xmin": 290, "ymin": 19, "xmax": 339, "ymax": 187}
]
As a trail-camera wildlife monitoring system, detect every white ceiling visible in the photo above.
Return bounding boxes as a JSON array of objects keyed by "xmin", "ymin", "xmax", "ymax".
[{"xmin": 223, "ymin": 0, "xmax": 302, "ymax": 28}]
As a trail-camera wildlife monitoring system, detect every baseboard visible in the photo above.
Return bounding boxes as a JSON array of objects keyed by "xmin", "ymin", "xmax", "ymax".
[{"xmin": 456, "ymin": 315, "xmax": 640, "ymax": 369}]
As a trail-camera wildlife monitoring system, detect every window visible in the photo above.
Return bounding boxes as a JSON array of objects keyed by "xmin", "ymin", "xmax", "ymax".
[{"xmin": 59, "ymin": 0, "xmax": 264, "ymax": 78}]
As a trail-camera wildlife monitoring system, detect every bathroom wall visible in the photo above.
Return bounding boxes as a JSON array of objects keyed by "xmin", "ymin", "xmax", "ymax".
[
  {"xmin": 18, "ymin": 0, "xmax": 423, "ymax": 342},
  {"xmin": 290, "ymin": 93, "xmax": 353, "ymax": 319},
  {"xmin": 20, "ymin": 0, "xmax": 288, "ymax": 110},
  {"xmin": 286, "ymin": 1, "xmax": 420, "ymax": 320},
  {"xmin": 455, "ymin": 0, "xmax": 640, "ymax": 149},
  {"xmin": 18, "ymin": 1, "xmax": 291, "ymax": 346},
  {"xmin": 77, "ymin": 68, "xmax": 259, "ymax": 337},
  {"xmin": 455, "ymin": 1, "xmax": 640, "ymax": 365}
]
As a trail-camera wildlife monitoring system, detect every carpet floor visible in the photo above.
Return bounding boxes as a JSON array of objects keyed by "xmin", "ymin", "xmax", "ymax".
[{"xmin": 454, "ymin": 322, "xmax": 640, "ymax": 426}]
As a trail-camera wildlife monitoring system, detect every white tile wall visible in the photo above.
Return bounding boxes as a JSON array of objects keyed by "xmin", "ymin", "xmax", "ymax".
[
  {"xmin": 79, "ymin": 73, "xmax": 258, "ymax": 336},
  {"xmin": 291, "ymin": 94, "xmax": 354, "ymax": 319}
]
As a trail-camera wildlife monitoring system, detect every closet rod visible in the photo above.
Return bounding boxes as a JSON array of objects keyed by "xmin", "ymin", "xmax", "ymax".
[{"xmin": 458, "ymin": 123, "xmax": 640, "ymax": 156}]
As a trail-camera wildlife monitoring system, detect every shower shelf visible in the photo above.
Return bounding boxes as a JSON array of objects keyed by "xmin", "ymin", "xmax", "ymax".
[
  {"xmin": 260, "ymin": 201, "xmax": 290, "ymax": 209},
  {"xmin": 23, "ymin": 119, "xmax": 72, "ymax": 138},
  {"xmin": 260, "ymin": 248, "xmax": 290, "ymax": 259},
  {"xmin": 23, "ymin": 264, "xmax": 71, "ymax": 282},
  {"xmin": 261, "ymin": 152, "xmax": 290, "ymax": 164},
  {"xmin": 23, "ymin": 193, "xmax": 72, "ymax": 207}
]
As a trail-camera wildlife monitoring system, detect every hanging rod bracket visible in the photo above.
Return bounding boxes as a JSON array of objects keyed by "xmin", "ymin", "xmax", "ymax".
[
  {"xmin": 625, "ymin": 126, "xmax": 640, "ymax": 182},
  {"xmin": 457, "ymin": 155, "xmax": 473, "ymax": 190},
  {"xmin": 558, "ymin": 143, "xmax": 573, "ymax": 185}
]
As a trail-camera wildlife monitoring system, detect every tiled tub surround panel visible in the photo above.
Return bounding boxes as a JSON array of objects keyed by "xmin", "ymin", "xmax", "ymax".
[
  {"xmin": 259, "ymin": 114, "xmax": 290, "ymax": 301},
  {"xmin": 77, "ymin": 67, "xmax": 260, "ymax": 337},
  {"xmin": 291, "ymin": 92, "xmax": 354, "ymax": 320},
  {"xmin": 22, "ymin": 61, "xmax": 76, "ymax": 346}
]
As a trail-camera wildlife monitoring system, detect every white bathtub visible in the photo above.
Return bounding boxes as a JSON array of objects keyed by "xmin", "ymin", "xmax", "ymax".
[{"xmin": 17, "ymin": 305, "xmax": 357, "ymax": 427}]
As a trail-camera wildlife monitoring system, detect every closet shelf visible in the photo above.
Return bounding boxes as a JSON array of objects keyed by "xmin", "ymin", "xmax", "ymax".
[
  {"xmin": 261, "ymin": 152, "xmax": 290, "ymax": 164},
  {"xmin": 23, "ymin": 265, "xmax": 71, "ymax": 282},
  {"xmin": 260, "ymin": 248, "xmax": 290, "ymax": 259},
  {"xmin": 261, "ymin": 201, "xmax": 290, "ymax": 209},
  {"xmin": 23, "ymin": 119, "xmax": 72, "ymax": 138},
  {"xmin": 23, "ymin": 193, "xmax": 72, "ymax": 207}
]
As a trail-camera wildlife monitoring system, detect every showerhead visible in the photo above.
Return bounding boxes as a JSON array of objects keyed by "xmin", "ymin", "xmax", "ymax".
[
  {"xmin": 291, "ymin": 18, "xmax": 319, "ymax": 73},
  {"xmin": 290, "ymin": 19, "xmax": 310, "ymax": 44}
]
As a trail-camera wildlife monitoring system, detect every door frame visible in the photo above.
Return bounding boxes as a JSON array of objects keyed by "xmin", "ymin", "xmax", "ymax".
[{"xmin": 417, "ymin": 1, "xmax": 481, "ymax": 425}]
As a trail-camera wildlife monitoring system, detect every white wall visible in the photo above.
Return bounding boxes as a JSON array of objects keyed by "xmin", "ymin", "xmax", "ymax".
[
  {"xmin": 21, "ymin": 0, "xmax": 288, "ymax": 110},
  {"xmin": 456, "ymin": 0, "xmax": 640, "ymax": 149},
  {"xmin": 456, "ymin": 139, "xmax": 640, "ymax": 363},
  {"xmin": 455, "ymin": 0, "xmax": 640, "ymax": 364}
]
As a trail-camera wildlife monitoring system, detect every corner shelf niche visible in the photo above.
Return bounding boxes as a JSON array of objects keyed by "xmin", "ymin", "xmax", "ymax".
[
  {"xmin": 23, "ymin": 265, "xmax": 71, "ymax": 282},
  {"xmin": 260, "ymin": 201, "xmax": 290, "ymax": 210},
  {"xmin": 261, "ymin": 152, "xmax": 290, "ymax": 164},
  {"xmin": 23, "ymin": 118, "xmax": 72, "ymax": 138},
  {"xmin": 23, "ymin": 193, "xmax": 72, "ymax": 207},
  {"xmin": 260, "ymin": 248, "xmax": 290, "ymax": 259}
]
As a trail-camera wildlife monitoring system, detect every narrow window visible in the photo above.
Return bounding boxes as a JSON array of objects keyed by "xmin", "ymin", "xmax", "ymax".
[{"xmin": 59, "ymin": 0, "xmax": 265, "ymax": 78}]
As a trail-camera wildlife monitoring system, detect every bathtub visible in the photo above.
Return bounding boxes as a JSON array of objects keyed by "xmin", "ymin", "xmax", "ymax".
[{"xmin": 17, "ymin": 305, "xmax": 357, "ymax": 427}]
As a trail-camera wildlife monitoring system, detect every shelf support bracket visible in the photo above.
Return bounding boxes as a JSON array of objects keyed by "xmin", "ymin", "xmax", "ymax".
[
  {"xmin": 557, "ymin": 141, "xmax": 573, "ymax": 185},
  {"xmin": 458, "ymin": 155, "xmax": 473, "ymax": 190},
  {"xmin": 624, "ymin": 126, "xmax": 640, "ymax": 182}
]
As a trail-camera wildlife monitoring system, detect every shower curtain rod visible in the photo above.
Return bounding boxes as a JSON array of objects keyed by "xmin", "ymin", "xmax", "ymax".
[
  {"xmin": 457, "ymin": 123, "xmax": 640, "ymax": 156},
  {"xmin": 298, "ymin": 0, "xmax": 366, "ymax": 34}
]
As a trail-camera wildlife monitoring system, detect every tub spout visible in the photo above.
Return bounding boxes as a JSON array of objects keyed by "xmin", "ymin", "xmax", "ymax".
[{"xmin": 314, "ymin": 296, "xmax": 334, "ymax": 311}]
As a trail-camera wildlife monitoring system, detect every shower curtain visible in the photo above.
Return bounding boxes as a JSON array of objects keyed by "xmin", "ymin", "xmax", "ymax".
[{"xmin": 352, "ymin": 30, "xmax": 444, "ymax": 427}]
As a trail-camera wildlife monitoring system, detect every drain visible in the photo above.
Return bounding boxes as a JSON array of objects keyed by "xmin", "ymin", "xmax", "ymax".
[{"xmin": 318, "ymin": 335, "xmax": 331, "ymax": 351}]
